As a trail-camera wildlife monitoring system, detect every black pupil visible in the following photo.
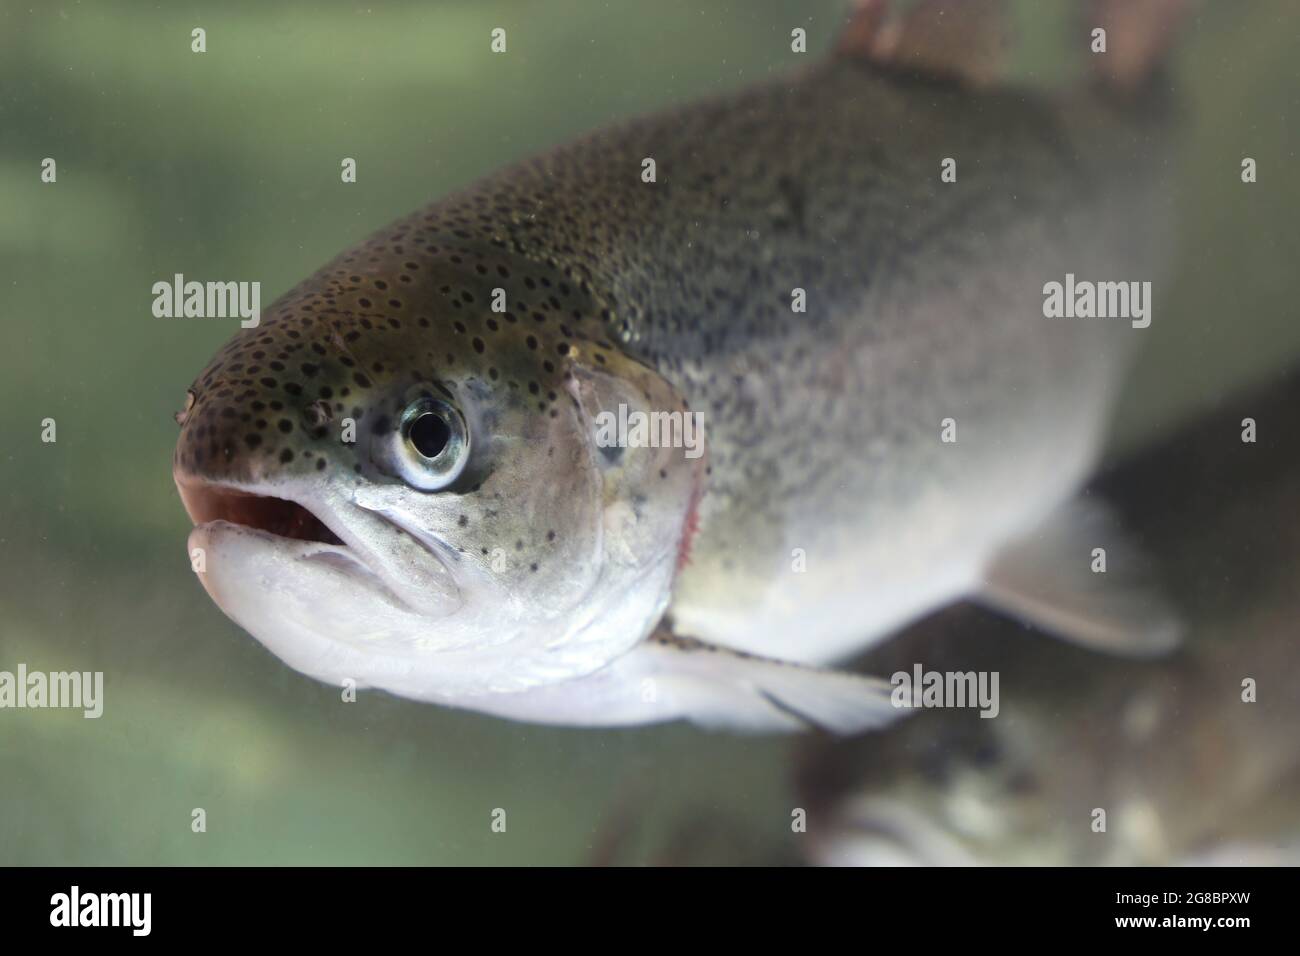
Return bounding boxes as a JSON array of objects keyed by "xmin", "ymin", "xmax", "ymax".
[{"xmin": 409, "ymin": 411, "xmax": 451, "ymax": 459}]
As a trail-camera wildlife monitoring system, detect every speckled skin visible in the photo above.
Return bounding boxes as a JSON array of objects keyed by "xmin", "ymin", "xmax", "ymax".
[{"xmin": 176, "ymin": 56, "xmax": 1174, "ymax": 666}]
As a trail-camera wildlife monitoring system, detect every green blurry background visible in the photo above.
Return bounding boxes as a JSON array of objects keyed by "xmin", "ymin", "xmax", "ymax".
[{"xmin": 0, "ymin": 1, "xmax": 1295, "ymax": 864}]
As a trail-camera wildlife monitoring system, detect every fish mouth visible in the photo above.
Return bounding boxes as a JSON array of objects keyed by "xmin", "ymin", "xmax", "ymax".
[
  {"xmin": 174, "ymin": 469, "xmax": 460, "ymax": 617},
  {"xmin": 175, "ymin": 480, "xmax": 344, "ymax": 546}
]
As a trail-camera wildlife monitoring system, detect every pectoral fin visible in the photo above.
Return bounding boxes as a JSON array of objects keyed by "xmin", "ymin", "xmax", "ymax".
[
  {"xmin": 632, "ymin": 630, "xmax": 905, "ymax": 734},
  {"xmin": 465, "ymin": 627, "xmax": 905, "ymax": 734},
  {"xmin": 979, "ymin": 497, "xmax": 1182, "ymax": 656}
]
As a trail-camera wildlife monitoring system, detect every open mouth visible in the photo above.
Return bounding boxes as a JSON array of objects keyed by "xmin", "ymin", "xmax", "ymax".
[
  {"xmin": 177, "ymin": 480, "xmax": 344, "ymax": 546},
  {"xmin": 175, "ymin": 470, "xmax": 464, "ymax": 617}
]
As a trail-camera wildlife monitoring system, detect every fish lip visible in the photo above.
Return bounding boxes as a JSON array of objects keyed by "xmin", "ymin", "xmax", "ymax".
[
  {"xmin": 185, "ymin": 519, "xmax": 401, "ymax": 608},
  {"xmin": 173, "ymin": 467, "xmax": 454, "ymax": 613}
]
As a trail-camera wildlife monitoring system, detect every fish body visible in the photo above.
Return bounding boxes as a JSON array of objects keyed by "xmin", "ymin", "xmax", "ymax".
[
  {"xmin": 579, "ymin": 60, "xmax": 1172, "ymax": 663},
  {"xmin": 175, "ymin": 5, "xmax": 1182, "ymax": 731}
]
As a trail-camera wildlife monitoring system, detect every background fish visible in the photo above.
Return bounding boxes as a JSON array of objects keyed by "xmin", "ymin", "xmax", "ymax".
[
  {"xmin": 795, "ymin": 369, "xmax": 1300, "ymax": 864},
  {"xmin": 174, "ymin": 0, "xmax": 1188, "ymax": 731}
]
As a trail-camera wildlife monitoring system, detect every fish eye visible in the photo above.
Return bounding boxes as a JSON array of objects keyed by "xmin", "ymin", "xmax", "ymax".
[
  {"xmin": 383, "ymin": 397, "xmax": 469, "ymax": 491},
  {"xmin": 410, "ymin": 411, "xmax": 451, "ymax": 459}
]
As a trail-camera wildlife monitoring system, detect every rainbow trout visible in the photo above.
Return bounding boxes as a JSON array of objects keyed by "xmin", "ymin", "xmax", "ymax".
[
  {"xmin": 174, "ymin": 1, "xmax": 1185, "ymax": 731},
  {"xmin": 800, "ymin": 611, "xmax": 1300, "ymax": 864},
  {"xmin": 794, "ymin": 370, "xmax": 1300, "ymax": 862}
]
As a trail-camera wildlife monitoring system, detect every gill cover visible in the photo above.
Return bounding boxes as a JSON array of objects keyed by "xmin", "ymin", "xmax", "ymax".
[{"xmin": 567, "ymin": 344, "xmax": 707, "ymax": 575}]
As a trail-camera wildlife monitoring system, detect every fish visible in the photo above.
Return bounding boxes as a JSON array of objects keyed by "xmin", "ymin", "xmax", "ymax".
[
  {"xmin": 797, "ymin": 608, "xmax": 1300, "ymax": 864},
  {"xmin": 797, "ymin": 593, "xmax": 1300, "ymax": 867},
  {"xmin": 794, "ymin": 369, "xmax": 1300, "ymax": 863},
  {"xmin": 174, "ymin": 0, "xmax": 1189, "ymax": 732}
]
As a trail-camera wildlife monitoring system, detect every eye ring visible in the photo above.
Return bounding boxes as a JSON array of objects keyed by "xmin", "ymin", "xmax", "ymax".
[{"xmin": 382, "ymin": 397, "xmax": 470, "ymax": 491}]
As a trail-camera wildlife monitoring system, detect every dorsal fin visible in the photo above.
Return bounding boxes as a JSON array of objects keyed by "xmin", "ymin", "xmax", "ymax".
[
  {"xmin": 837, "ymin": 0, "xmax": 1010, "ymax": 88},
  {"xmin": 835, "ymin": 0, "xmax": 890, "ymax": 60},
  {"xmin": 1088, "ymin": 0, "xmax": 1190, "ymax": 92}
]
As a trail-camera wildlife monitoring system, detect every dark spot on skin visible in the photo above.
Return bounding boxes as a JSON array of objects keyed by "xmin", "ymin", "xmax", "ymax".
[
  {"xmin": 244, "ymin": 434, "xmax": 262, "ymax": 449},
  {"xmin": 278, "ymin": 420, "xmax": 293, "ymax": 433},
  {"xmin": 774, "ymin": 174, "xmax": 808, "ymax": 234},
  {"xmin": 304, "ymin": 400, "xmax": 332, "ymax": 428},
  {"xmin": 280, "ymin": 449, "xmax": 295, "ymax": 464},
  {"xmin": 458, "ymin": 515, "xmax": 468, "ymax": 528},
  {"xmin": 354, "ymin": 372, "xmax": 372, "ymax": 388}
]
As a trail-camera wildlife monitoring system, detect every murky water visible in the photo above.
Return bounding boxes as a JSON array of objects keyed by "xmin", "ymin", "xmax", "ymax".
[{"xmin": 1, "ymin": 0, "xmax": 1297, "ymax": 865}]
